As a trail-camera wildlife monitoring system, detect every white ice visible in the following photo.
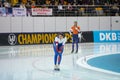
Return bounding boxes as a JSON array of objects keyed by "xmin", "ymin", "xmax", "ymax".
[{"xmin": 0, "ymin": 43, "xmax": 120, "ymax": 80}]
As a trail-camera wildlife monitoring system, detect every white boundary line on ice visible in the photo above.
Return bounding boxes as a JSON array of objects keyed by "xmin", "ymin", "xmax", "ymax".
[{"xmin": 76, "ymin": 52, "xmax": 120, "ymax": 76}]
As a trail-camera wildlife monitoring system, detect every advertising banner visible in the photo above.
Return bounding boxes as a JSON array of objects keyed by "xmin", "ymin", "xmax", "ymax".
[
  {"xmin": 80, "ymin": 31, "xmax": 93, "ymax": 43},
  {"xmin": 7, "ymin": 8, "xmax": 13, "ymax": 16},
  {"xmin": 13, "ymin": 8, "xmax": 26, "ymax": 16},
  {"xmin": 94, "ymin": 31, "xmax": 120, "ymax": 42},
  {"xmin": 0, "ymin": 32, "xmax": 93, "ymax": 46},
  {"xmin": 0, "ymin": 8, "xmax": 6, "ymax": 16},
  {"xmin": 32, "ymin": 8, "xmax": 52, "ymax": 15},
  {"xmin": 0, "ymin": 32, "xmax": 71, "ymax": 46}
]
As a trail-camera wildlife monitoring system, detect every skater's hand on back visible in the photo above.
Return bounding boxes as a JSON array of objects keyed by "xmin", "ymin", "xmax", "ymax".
[{"xmin": 58, "ymin": 50, "xmax": 62, "ymax": 53}]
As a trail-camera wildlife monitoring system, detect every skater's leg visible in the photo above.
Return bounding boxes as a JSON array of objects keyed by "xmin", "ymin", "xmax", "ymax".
[
  {"xmin": 56, "ymin": 54, "xmax": 62, "ymax": 71},
  {"xmin": 54, "ymin": 53, "xmax": 58, "ymax": 65},
  {"xmin": 53, "ymin": 46, "xmax": 59, "ymax": 70},
  {"xmin": 58, "ymin": 45, "xmax": 63, "ymax": 65},
  {"xmin": 53, "ymin": 44, "xmax": 59, "ymax": 65},
  {"xmin": 76, "ymin": 42, "xmax": 78, "ymax": 53},
  {"xmin": 72, "ymin": 42, "xmax": 74, "ymax": 51},
  {"xmin": 75, "ymin": 35, "xmax": 79, "ymax": 53},
  {"xmin": 58, "ymin": 54, "xmax": 62, "ymax": 65},
  {"xmin": 71, "ymin": 35, "xmax": 75, "ymax": 53}
]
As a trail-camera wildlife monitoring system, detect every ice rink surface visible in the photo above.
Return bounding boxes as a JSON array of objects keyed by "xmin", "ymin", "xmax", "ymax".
[{"xmin": 0, "ymin": 43, "xmax": 120, "ymax": 80}]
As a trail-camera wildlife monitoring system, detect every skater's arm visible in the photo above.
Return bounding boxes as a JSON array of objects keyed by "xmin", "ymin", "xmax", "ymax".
[
  {"xmin": 75, "ymin": 27, "xmax": 80, "ymax": 32},
  {"xmin": 69, "ymin": 27, "xmax": 73, "ymax": 35},
  {"xmin": 62, "ymin": 37, "xmax": 67, "ymax": 46},
  {"xmin": 54, "ymin": 37, "xmax": 59, "ymax": 52}
]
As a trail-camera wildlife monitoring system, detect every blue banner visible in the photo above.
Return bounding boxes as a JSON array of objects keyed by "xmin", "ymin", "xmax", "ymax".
[
  {"xmin": 94, "ymin": 31, "xmax": 120, "ymax": 42},
  {"xmin": 0, "ymin": 8, "xmax": 6, "ymax": 16}
]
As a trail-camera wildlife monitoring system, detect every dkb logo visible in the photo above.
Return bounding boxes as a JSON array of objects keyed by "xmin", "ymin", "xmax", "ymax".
[
  {"xmin": 100, "ymin": 32, "xmax": 117, "ymax": 41},
  {"xmin": 8, "ymin": 34, "xmax": 17, "ymax": 45}
]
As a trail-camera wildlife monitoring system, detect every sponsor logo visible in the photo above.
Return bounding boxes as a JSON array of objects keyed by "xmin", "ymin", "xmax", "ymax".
[
  {"xmin": 100, "ymin": 32, "xmax": 117, "ymax": 41},
  {"xmin": 8, "ymin": 34, "xmax": 17, "ymax": 45},
  {"xmin": 17, "ymin": 33, "xmax": 72, "ymax": 44},
  {"xmin": 94, "ymin": 31, "xmax": 120, "ymax": 42}
]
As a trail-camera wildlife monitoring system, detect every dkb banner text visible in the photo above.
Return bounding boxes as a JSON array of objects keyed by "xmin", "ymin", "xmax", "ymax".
[{"xmin": 94, "ymin": 30, "xmax": 120, "ymax": 42}]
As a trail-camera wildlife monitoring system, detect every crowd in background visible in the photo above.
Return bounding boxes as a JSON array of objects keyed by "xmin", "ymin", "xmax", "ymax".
[
  {"xmin": 0, "ymin": 0, "xmax": 119, "ymax": 16},
  {"xmin": 35, "ymin": 0, "xmax": 120, "ymax": 5},
  {"xmin": 0, "ymin": 0, "xmax": 120, "ymax": 7}
]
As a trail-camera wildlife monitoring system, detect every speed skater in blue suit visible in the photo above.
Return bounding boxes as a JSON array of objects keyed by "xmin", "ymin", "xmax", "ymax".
[{"xmin": 53, "ymin": 33, "xmax": 67, "ymax": 71}]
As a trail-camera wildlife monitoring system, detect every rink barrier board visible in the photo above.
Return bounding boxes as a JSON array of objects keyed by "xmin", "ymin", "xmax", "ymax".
[{"xmin": 0, "ymin": 31, "xmax": 93, "ymax": 46}]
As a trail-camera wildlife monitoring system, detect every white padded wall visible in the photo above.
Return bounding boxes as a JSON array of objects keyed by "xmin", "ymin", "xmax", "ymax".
[
  {"xmin": 0, "ymin": 16, "xmax": 120, "ymax": 33},
  {"xmin": 55, "ymin": 17, "xmax": 67, "ymax": 32},
  {"xmin": 0, "ymin": 17, "xmax": 11, "ymax": 33},
  {"xmin": 34, "ymin": 17, "xmax": 44, "ymax": 32},
  {"xmin": 88, "ymin": 17, "xmax": 100, "ymax": 31},
  {"xmin": 11, "ymin": 17, "xmax": 22, "ymax": 32},
  {"xmin": 111, "ymin": 17, "xmax": 120, "ymax": 30},
  {"xmin": 67, "ymin": 17, "xmax": 78, "ymax": 31},
  {"xmin": 44, "ymin": 17, "xmax": 55, "ymax": 32},
  {"xmin": 78, "ymin": 17, "xmax": 89, "ymax": 31},
  {"xmin": 99, "ymin": 17, "xmax": 110, "ymax": 30},
  {"xmin": 22, "ymin": 17, "xmax": 33, "ymax": 32}
]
